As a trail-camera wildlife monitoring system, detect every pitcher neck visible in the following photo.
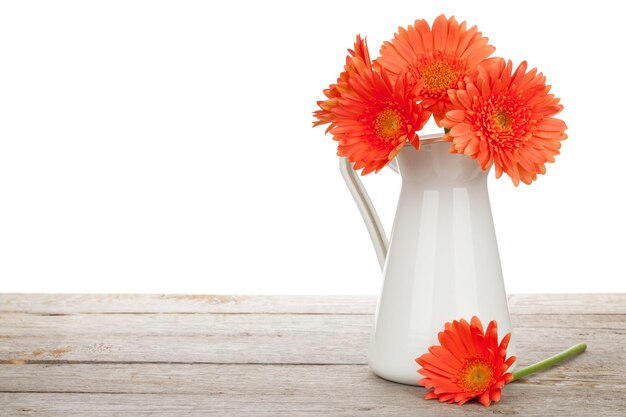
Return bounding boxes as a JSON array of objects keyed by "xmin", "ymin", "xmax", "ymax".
[{"xmin": 396, "ymin": 141, "xmax": 487, "ymax": 184}]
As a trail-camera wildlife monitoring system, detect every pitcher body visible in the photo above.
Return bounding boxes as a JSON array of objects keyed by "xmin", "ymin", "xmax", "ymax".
[{"xmin": 363, "ymin": 141, "xmax": 514, "ymax": 385}]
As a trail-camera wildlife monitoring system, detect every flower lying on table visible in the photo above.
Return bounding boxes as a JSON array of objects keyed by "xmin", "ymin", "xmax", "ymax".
[
  {"xmin": 313, "ymin": 14, "xmax": 568, "ymax": 185},
  {"xmin": 416, "ymin": 316, "xmax": 587, "ymax": 407},
  {"xmin": 416, "ymin": 316, "xmax": 514, "ymax": 406}
]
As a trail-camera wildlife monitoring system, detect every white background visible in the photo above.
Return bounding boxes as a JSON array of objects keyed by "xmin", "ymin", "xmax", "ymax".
[{"xmin": 1, "ymin": 1, "xmax": 624, "ymax": 294}]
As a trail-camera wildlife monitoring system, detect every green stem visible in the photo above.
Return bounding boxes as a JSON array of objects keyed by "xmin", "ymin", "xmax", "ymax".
[
  {"xmin": 443, "ymin": 127, "xmax": 450, "ymax": 134},
  {"xmin": 512, "ymin": 343, "xmax": 587, "ymax": 381}
]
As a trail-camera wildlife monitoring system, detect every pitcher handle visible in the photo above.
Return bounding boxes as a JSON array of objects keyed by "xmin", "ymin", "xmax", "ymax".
[
  {"xmin": 340, "ymin": 158, "xmax": 396, "ymax": 271},
  {"xmin": 339, "ymin": 134, "xmax": 445, "ymax": 271}
]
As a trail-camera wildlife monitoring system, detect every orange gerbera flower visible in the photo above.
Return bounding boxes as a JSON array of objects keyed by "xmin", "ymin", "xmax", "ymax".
[
  {"xmin": 376, "ymin": 15, "xmax": 495, "ymax": 125},
  {"xmin": 416, "ymin": 316, "xmax": 516, "ymax": 407},
  {"xmin": 331, "ymin": 66, "xmax": 430, "ymax": 175},
  {"xmin": 313, "ymin": 35, "xmax": 371, "ymax": 132},
  {"xmin": 441, "ymin": 59, "xmax": 568, "ymax": 185}
]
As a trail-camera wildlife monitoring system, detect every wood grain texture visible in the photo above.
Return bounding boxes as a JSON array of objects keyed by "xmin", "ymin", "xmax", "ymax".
[
  {"xmin": 2, "ymin": 293, "xmax": 623, "ymax": 314},
  {"xmin": 0, "ymin": 294, "xmax": 377, "ymax": 314},
  {"xmin": 0, "ymin": 294, "xmax": 625, "ymax": 416},
  {"xmin": 1, "ymin": 381, "xmax": 625, "ymax": 417},
  {"xmin": 0, "ymin": 314, "xmax": 623, "ymax": 364},
  {"xmin": 3, "ymin": 362, "xmax": 624, "ymax": 394},
  {"xmin": 508, "ymin": 293, "xmax": 626, "ymax": 314}
]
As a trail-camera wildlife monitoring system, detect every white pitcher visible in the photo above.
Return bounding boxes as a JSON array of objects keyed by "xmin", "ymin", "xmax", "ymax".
[{"xmin": 340, "ymin": 133, "xmax": 515, "ymax": 386}]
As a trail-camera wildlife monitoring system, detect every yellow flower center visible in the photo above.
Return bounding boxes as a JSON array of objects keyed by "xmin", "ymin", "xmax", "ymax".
[
  {"xmin": 459, "ymin": 358, "xmax": 494, "ymax": 393},
  {"xmin": 374, "ymin": 108, "xmax": 404, "ymax": 140},
  {"xmin": 468, "ymin": 93, "xmax": 534, "ymax": 151},
  {"xmin": 494, "ymin": 111, "xmax": 513, "ymax": 131},
  {"xmin": 420, "ymin": 61, "xmax": 458, "ymax": 93}
]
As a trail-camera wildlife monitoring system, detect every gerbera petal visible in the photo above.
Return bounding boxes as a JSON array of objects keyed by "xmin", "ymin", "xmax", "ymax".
[
  {"xmin": 450, "ymin": 123, "xmax": 473, "ymax": 137},
  {"xmin": 478, "ymin": 391, "xmax": 492, "ymax": 406},
  {"xmin": 464, "ymin": 138, "xmax": 481, "ymax": 156},
  {"xmin": 448, "ymin": 91, "xmax": 467, "ymax": 110},
  {"xmin": 457, "ymin": 394, "xmax": 475, "ymax": 405},
  {"xmin": 440, "ymin": 118, "xmax": 456, "ymax": 130},
  {"xmin": 534, "ymin": 130, "xmax": 567, "ymax": 139},
  {"xmin": 432, "ymin": 14, "xmax": 449, "ymax": 51},
  {"xmin": 445, "ymin": 109, "xmax": 466, "ymax": 122},
  {"xmin": 485, "ymin": 321, "xmax": 500, "ymax": 355},
  {"xmin": 416, "ymin": 19, "xmax": 433, "ymax": 50},
  {"xmin": 418, "ymin": 352, "xmax": 461, "ymax": 375},
  {"xmin": 456, "ymin": 24, "xmax": 478, "ymax": 55},
  {"xmin": 429, "ymin": 345, "xmax": 464, "ymax": 368},
  {"xmin": 465, "ymin": 81, "xmax": 480, "ymax": 100},
  {"xmin": 536, "ymin": 117, "xmax": 567, "ymax": 131},
  {"xmin": 444, "ymin": 16, "xmax": 460, "ymax": 55},
  {"xmin": 466, "ymin": 44, "xmax": 496, "ymax": 68},
  {"xmin": 437, "ymin": 393, "xmax": 458, "ymax": 403},
  {"xmin": 470, "ymin": 316, "xmax": 484, "ymax": 335},
  {"xmin": 456, "ymin": 89, "xmax": 472, "ymax": 108},
  {"xmin": 499, "ymin": 333, "xmax": 512, "ymax": 351},
  {"xmin": 416, "ymin": 316, "xmax": 515, "ymax": 407},
  {"xmin": 490, "ymin": 388, "xmax": 502, "ymax": 402},
  {"xmin": 477, "ymin": 143, "xmax": 493, "ymax": 170},
  {"xmin": 418, "ymin": 367, "xmax": 455, "ymax": 381},
  {"xmin": 425, "ymin": 391, "xmax": 440, "ymax": 400},
  {"xmin": 438, "ymin": 330, "xmax": 468, "ymax": 360},
  {"xmin": 505, "ymin": 357, "xmax": 517, "ymax": 369}
]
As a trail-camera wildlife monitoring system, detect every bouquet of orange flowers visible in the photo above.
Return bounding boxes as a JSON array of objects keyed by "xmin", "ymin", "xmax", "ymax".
[
  {"xmin": 313, "ymin": 16, "xmax": 584, "ymax": 408},
  {"xmin": 313, "ymin": 15, "xmax": 567, "ymax": 186}
]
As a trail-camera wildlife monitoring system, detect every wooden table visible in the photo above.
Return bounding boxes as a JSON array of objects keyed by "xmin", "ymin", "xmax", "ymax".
[{"xmin": 0, "ymin": 294, "xmax": 624, "ymax": 416}]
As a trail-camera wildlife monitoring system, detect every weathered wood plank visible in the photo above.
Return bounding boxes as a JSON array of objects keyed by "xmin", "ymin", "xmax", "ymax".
[
  {"xmin": 1, "ymin": 312, "xmax": 623, "ymax": 338},
  {"xmin": 1, "ymin": 293, "xmax": 624, "ymax": 314},
  {"xmin": 0, "ymin": 312, "xmax": 370, "ymax": 337},
  {"xmin": 0, "ymin": 294, "xmax": 377, "ymax": 314},
  {"xmin": 0, "ymin": 314, "xmax": 623, "ymax": 364},
  {"xmin": 2, "ymin": 353, "xmax": 623, "ymax": 415},
  {"xmin": 1, "ymin": 360, "xmax": 623, "ymax": 394},
  {"xmin": 0, "ymin": 312, "xmax": 371, "ymax": 364},
  {"xmin": 508, "ymin": 293, "xmax": 626, "ymax": 314},
  {"xmin": 0, "ymin": 334, "xmax": 367, "ymax": 364},
  {"xmin": 1, "ymin": 382, "xmax": 624, "ymax": 417},
  {"xmin": 0, "ymin": 294, "xmax": 624, "ymax": 416}
]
